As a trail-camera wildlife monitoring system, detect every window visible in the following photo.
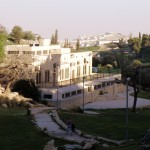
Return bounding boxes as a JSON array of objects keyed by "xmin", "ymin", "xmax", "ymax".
[
  {"xmin": 62, "ymin": 94, "xmax": 64, "ymax": 99},
  {"xmin": 89, "ymin": 66, "xmax": 90, "ymax": 75},
  {"xmin": 65, "ymin": 92, "xmax": 70, "ymax": 98},
  {"xmin": 8, "ymin": 51, "xmax": 19, "ymax": 54},
  {"xmin": 37, "ymin": 51, "xmax": 41, "ymax": 55},
  {"xmin": 45, "ymin": 70, "xmax": 50, "ymax": 83},
  {"xmin": 83, "ymin": 65, "xmax": 86, "ymax": 75},
  {"xmin": 71, "ymin": 91, "xmax": 76, "ymax": 96},
  {"xmin": 53, "ymin": 63, "xmax": 57, "ymax": 68},
  {"xmin": 36, "ymin": 72, "xmax": 41, "ymax": 84},
  {"xmin": 44, "ymin": 94, "xmax": 52, "ymax": 99},
  {"xmin": 65, "ymin": 68, "xmax": 69, "ymax": 79},
  {"xmin": 77, "ymin": 66, "xmax": 80, "ymax": 76},
  {"xmin": 43, "ymin": 50, "xmax": 48, "ymax": 55},
  {"xmin": 77, "ymin": 90, "xmax": 81, "ymax": 94},
  {"xmin": 23, "ymin": 51, "xmax": 32, "ymax": 54},
  {"xmin": 62, "ymin": 69, "xmax": 64, "ymax": 80}
]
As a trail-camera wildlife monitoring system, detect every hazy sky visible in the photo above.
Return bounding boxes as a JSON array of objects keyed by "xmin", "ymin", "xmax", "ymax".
[{"xmin": 1, "ymin": 0, "xmax": 150, "ymax": 40}]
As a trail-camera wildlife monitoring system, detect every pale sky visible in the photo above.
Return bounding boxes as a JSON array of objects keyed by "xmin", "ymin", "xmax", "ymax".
[{"xmin": 1, "ymin": 0, "xmax": 150, "ymax": 40}]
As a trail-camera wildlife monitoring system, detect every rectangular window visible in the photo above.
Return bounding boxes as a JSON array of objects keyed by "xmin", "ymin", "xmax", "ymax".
[
  {"xmin": 36, "ymin": 72, "xmax": 41, "ymax": 84},
  {"xmin": 62, "ymin": 69, "xmax": 64, "ymax": 80},
  {"xmin": 83, "ymin": 65, "xmax": 86, "ymax": 75},
  {"xmin": 37, "ymin": 51, "xmax": 41, "ymax": 55},
  {"xmin": 62, "ymin": 94, "xmax": 64, "ymax": 99},
  {"xmin": 43, "ymin": 50, "xmax": 48, "ymax": 55},
  {"xmin": 65, "ymin": 68, "xmax": 69, "ymax": 79},
  {"xmin": 45, "ymin": 70, "xmax": 50, "ymax": 83},
  {"xmin": 71, "ymin": 91, "xmax": 76, "ymax": 96},
  {"xmin": 32, "ymin": 51, "xmax": 35, "ymax": 55},
  {"xmin": 77, "ymin": 90, "xmax": 81, "ymax": 94},
  {"xmin": 44, "ymin": 94, "xmax": 52, "ymax": 99},
  {"xmin": 23, "ymin": 51, "xmax": 32, "ymax": 54},
  {"xmin": 89, "ymin": 66, "xmax": 90, "ymax": 75},
  {"xmin": 8, "ymin": 51, "xmax": 19, "ymax": 54},
  {"xmin": 65, "ymin": 92, "xmax": 70, "ymax": 98},
  {"xmin": 77, "ymin": 66, "xmax": 80, "ymax": 76}
]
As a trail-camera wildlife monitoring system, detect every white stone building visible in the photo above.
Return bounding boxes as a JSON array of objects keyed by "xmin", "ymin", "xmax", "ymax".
[
  {"xmin": 5, "ymin": 41, "xmax": 93, "ymax": 102},
  {"xmin": 37, "ymin": 48, "xmax": 92, "ymax": 100}
]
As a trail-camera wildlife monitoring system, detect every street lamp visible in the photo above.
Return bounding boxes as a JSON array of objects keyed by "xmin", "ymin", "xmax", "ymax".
[
  {"xmin": 83, "ymin": 77, "xmax": 85, "ymax": 113},
  {"xmin": 56, "ymin": 87, "xmax": 59, "ymax": 110},
  {"xmin": 125, "ymin": 77, "xmax": 131, "ymax": 141}
]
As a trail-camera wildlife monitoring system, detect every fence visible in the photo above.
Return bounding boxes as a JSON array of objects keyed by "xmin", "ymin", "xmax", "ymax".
[{"xmin": 38, "ymin": 72, "xmax": 117, "ymax": 88}]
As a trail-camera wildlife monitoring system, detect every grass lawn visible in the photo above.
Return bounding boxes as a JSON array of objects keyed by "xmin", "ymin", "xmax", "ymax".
[
  {"xmin": 130, "ymin": 90, "xmax": 150, "ymax": 100},
  {"xmin": 59, "ymin": 108, "xmax": 150, "ymax": 149},
  {"xmin": 0, "ymin": 107, "xmax": 71, "ymax": 150}
]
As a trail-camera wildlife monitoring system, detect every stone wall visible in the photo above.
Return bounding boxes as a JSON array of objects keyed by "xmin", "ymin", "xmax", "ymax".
[{"xmin": 48, "ymin": 83, "xmax": 126, "ymax": 109}]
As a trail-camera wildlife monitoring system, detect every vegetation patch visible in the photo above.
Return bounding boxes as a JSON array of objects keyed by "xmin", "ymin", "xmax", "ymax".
[
  {"xmin": 58, "ymin": 108, "xmax": 150, "ymax": 149},
  {"xmin": 0, "ymin": 107, "xmax": 74, "ymax": 150},
  {"xmin": 130, "ymin": 90, "xmax": 150, "ymax": 100}
]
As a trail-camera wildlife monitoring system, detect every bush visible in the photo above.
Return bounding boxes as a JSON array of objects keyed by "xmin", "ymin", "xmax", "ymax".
[
  {"xmin": 12, "ymin": 79, "xmax": 41, "ymax": 101},
  {"xmin": 99, "ymin": 90, "xmax": 104, "ymax": 95}
]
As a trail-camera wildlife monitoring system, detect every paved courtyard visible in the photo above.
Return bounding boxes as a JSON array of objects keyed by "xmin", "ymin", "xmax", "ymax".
[{"xmin": 84, "ymin": 87, "xmax": 150, "ymax": 109}]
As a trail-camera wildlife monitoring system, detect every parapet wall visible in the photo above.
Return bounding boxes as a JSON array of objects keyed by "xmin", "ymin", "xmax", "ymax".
[{"xmin": 48, "ymin": 83, "xmax": 126, "ymax": 110}]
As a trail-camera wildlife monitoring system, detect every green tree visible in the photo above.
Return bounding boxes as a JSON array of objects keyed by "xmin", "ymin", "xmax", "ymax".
[
  {"xmin": 122, "ymin": 60, "xmax": 142, "ymax": 112},
  {"xmin": 10, "ymin": 25, "xmax": 23, "ymax": 44},
  {"xmin": 118, "ymin": 38, "xmax": 126, "ymax": 49},
  {"xmin": 0, "ymin": 55, "xmax": 33, "ymax": 93},
  {"xmin": 128, "ymin": 37, "xmax": 141, "ymax": 57},
  {"xmin": 141, "ymin": 34, "xmax": 150, "ymax": 48},
  {"xmin": 0, "ymin": 25, "xmax": 7, "ymax": 62},
  {"xmin": 76, "ymin": 39, "xmax": 80, "ymax": 51},
  {"xmin": 139, "ymin": 32, "xmax": 142, "ymax": 40},
  {"xmin": 12, "ymin": 79, "xmax": 41, "ymax": 101},
  {"xmin": 23, "ymin": 31, "xmax": 35, "ymax": 42},
  {"xmin": 64, "ymin": 38, "xmax": 69, "ymax": 48},
  {"xmin": 54, "ymin": 29, "xmax": 58, "ymax": 44},
  {"xmin": 51, "ymin": 34, "xmax": 55, "ymax": 44}
]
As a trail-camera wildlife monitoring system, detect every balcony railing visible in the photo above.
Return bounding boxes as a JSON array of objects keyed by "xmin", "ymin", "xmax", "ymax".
[{"xmin": 37, "ymin": 72, "xmax": 116, "ymax": 88}]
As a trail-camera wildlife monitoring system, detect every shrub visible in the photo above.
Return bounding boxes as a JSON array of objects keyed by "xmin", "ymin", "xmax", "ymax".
[
  {"xmin": 12, "ymin": 79, "xmax": 41, "ymax": 101},
  {"xmin": 99, "ymin": 90, "xmax": 104, "ymax": 95}
]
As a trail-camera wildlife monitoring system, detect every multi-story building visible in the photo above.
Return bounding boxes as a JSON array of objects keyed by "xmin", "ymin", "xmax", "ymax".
[
  {"xmin": 5, "ymin": 41, "xmax": 93, "ymax": 102},
  {"xmin": 37, "ymin": 48, "xmax": 92, "ymax": 101}
]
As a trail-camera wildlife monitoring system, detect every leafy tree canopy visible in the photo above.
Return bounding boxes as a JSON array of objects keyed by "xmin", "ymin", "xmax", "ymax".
[
  {"xmin": 23, "ymin": 31, "xmax": 35, "ymax": 41},
  {"xmin": 0, "ymin": 25, "xmax": 8, "ymax": 62},
  {"xmin": 10, "ymin": 25, "xmax": 23, "ymax": 44},
  {"xmin": 12, "ymin": 79, "xmax": 41, "ymax": 101}
]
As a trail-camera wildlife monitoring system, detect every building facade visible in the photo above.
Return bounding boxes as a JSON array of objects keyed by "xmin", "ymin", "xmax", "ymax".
[{"xmin": 37, "ymin": 48, "xmax": 92, "ymax": 88}]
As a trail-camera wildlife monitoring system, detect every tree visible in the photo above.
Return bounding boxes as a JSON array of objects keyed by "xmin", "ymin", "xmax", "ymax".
[
  {"xmin": 51, "ymin": 34, "xmax": 55, "ymax": 44},
  {"xmin": 23, "ymin": 31, "xmax": 35, "ymax": 42},
  {"xmin": 141, "ymin": 34, "xmax": 150, "ymax": 48},
  {"xmin": 0, "ymin": 55, "xmax": 34, "ymax": 93},
  {"xmin": 100, "ymin": 56, "xmax": 116, "ymax": 68},
  {"xmin": 118, "ymin": 38, "xmax": 126, "ymax": 49},
  {"xmin": 139, "ymin": 32, "xmax": 142, "ymax": 40},
  {"xmin": 0, "ymin": 25, "xmax": 7, "ymax": 62},
  {"xmin": 10, "ymin": 25, "xmax": 23, "ymax": 44},
  {"xmin": 12, "ymin": 79, "xmax": 41, "ymax": 101},
  {"xmin": 122, "ymin": 60, "xmax": 142, "ymax": 112},
  {"xmin": 64, "ymin": 38, "xmax": 69, "ymax": 48},
  {"xmin": 54, "ymin": 29, "xmax": 58, "ymax": 44},
  {"xmin": 128, "ymin": 37, "xmax": 141, "ymax": 57},
  {"xmin": 76, "ymin": 39, "xmax": 80, "ymax": 51}
]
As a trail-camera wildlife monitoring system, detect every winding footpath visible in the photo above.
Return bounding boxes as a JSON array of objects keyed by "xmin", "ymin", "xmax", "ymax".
[
  {"xmin": 31, "ymin": 87, "xmax": 150, "ymax": 144},
  {"xmin": 31, "ymin": 107, "xmax": 86, "ymax": 143}
]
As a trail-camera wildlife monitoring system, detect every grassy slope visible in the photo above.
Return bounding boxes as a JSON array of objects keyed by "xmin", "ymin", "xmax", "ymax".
[
  {"xmin": 0, "ymin": 108, "xmax": 70, "ymax": 150},
  {"xmin": 59, "ymin": 109, "xmax": 150, "ymax": 149}
]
